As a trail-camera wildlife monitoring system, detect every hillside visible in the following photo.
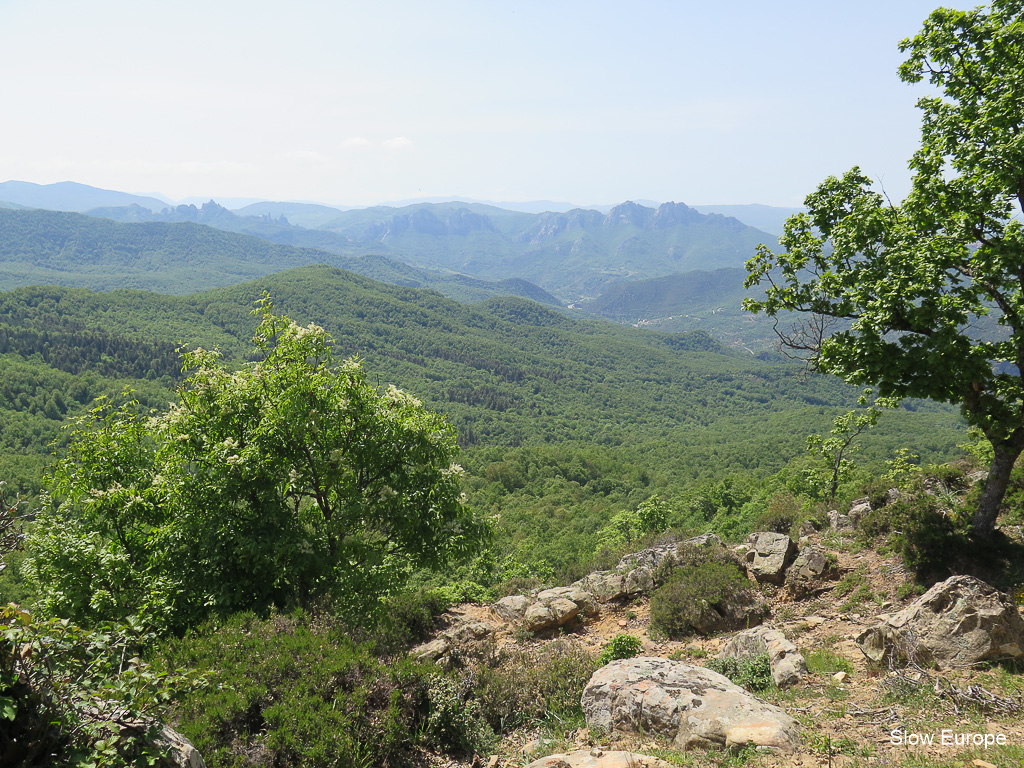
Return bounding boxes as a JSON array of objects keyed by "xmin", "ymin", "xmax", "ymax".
[
  {"xmin": 0, "ymin": 265, "xmax": 966, "ymax": 571},
  {"xmin": 584, "ymin": 268, "xmax": 786, "ymax": 352},
  {"xmin": 0, "ymin": 208, "xmax": 559, "ymax": 305},
  {"xmin": 0, "ymin": 180, "xmax": 167, "ymax": 212}
]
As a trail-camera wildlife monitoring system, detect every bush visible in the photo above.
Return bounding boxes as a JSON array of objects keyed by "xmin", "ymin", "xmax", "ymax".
[
  {"xmin": 360, "ymin": 588, "xmax": 452, "ymax": 655},
  {"xmin": 153, "ymin": 610, "xmax": 461, "ymax": 767},
  {"xmin": 1, "ymin": 607, "xmax": 193, "ymax": 768},
  {"xmin": 755, "ymin": 492, "xmax": 803, "ymax": 534},
  {"xmin": 705, "ymin": 654, "xmax": 773, "ymax": 692},
  {"xmin": 424, "ymin": 675, "xmax": 491, "ymax": 755},
  {"xmin": 888, "ymin": 495, "xmax": 969, "ymax": 579},
  {"xmin": 473, "ymin": 641, "xmax": 599, "ymax": 732},
  {"xmin": 649, "ymin": 559, "xmax": 750, "ymax": 640},
  {"xmin": 598, "ymin": 634, "xmax": 644, "ymax": 666}
]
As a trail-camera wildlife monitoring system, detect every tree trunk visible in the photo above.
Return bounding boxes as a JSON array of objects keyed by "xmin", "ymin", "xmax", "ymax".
[{"xmin": 972, "ymin": 441, "xmax": 1024, "ymax": 537}]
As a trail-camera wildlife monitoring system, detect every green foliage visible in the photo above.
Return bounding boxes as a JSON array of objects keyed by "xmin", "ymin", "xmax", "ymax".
[
  {"xmin": 153, "ymin": 610, "xmax": 450, "ymax": 768},
  {"xmin": 888, "ymin": 493, "xmax": 971, "ymax": 580},
  {"xmin": 423, "ymin": 675, "xmax": 492, "ymax": 755},
  {"xmin": 26, "ymin": 299, "xmax": 488, "ymax": 632},
  {"xmin": 745, "ymin": 1, "xmax": 1024, "ymax": 535},
  {"xmin": 804, "ymin": 648, "xmax": 854, "ymax": 677},
  {"xmin": 803, "ymin": 393, "xmax": 896, "ymax": 503},
  {"xmin": 472, "ymin": 642, "xmax": 599, "ymax": 732},
  {"xmin": 598, "ymin": 634, "xmax": 644, "ymax": 666},
  {"xmin": 649, "ymin": 558, "xmax": 750, "ymax": 640},
  {"xmin": 704, "ymin": 654, "xmax": 773, "ymax": 692},
  {"xmin": 1, "ymin": 606, "xmax": 195, "ymax": 767}
]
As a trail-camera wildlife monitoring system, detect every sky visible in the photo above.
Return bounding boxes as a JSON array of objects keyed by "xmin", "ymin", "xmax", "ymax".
[{"xmin": 0, "ymin": 0, "xmax": 977, "ymax": 209}]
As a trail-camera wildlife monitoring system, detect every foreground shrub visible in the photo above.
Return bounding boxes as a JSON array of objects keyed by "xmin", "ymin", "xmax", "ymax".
[
  {"xmin": 473, "ymin": 641, "xmax": 599, "ymax": 732},
  {"xmin": 598, "ymin": 634, "xmax": 644, "ymax": 666},
  {"xmin": 705, "ymin": 654, "xmax": 773, "ymax": 692},
  {"xmin": 649, "ymin": 558, "xmax": 751, "ymax": 640},
  {"xmin": 1, "ymin": 607, "xmax": 192, "ymax": 767},
  {"xmin": 154, "ymin": 609, "xmax": 491, "ymax": 767}
]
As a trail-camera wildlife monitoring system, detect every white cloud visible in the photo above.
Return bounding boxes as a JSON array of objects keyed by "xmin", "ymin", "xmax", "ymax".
[{"xmin": 382, "ymin": 136, "xmax": 414, "ymax": 150}]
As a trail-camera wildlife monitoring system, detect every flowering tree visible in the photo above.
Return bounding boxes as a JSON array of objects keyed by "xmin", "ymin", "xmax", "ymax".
[{"xmin": 26, "ymin": 298, "xmax": 488, "ymax": 630}]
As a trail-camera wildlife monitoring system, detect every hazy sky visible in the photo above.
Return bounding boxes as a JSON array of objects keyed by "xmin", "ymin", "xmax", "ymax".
[{"xmin": 1, "ymin": 0, "xmax": 974, "ymax": 208}]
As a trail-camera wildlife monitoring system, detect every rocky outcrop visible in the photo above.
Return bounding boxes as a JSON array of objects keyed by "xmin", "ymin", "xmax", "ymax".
[
  {"xmin": 785, "ymin": 545, "xmax": 838, "ymax": 597},
  {"xmin": 828, "ymin": 509, "xmax": 853, "ymax": 531},
  {"xmin": 847, "ymin": 498, "xmax": 872, "ymax": 526},
  {"xmin": 744, "ymin": 532, "xmax": 796, "ymax": 584},
  {"xmin": 494, "ymin": 587, "xmax": 597, "ymax": 632},
  {"xmin": 412, "ymin": 617, "xmax": 496, "ymax": 661},
  {"xmin": 525, "ymin": 750, "xmax": 675, "ymax": 768},
  {"xmin": 857, "ymin": 575, "xmax": 1024, "ymax": 668},
  {"xmin": 571, "ymin": 534, "xmax": 726, "ymax": 603},
  {"xmin": 572, "ymin": 571, "xmax": 628, "ymax": 602},
  {"xmin": 581, "ymin": 657, "xmax": 800, "ymax": 753},
  {"xmin": 717, "ymin": 626, "xmax": 808, "ymax": 688}
]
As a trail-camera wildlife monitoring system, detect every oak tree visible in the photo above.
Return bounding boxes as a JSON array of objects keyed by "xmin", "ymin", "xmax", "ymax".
[{"xmin": 745, "ymin": 1, "xmax": 1024, "ymax": 536}]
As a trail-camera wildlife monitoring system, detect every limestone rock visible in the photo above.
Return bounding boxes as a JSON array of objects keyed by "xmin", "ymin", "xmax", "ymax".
[
  {"xmin": 857, "ymin": 575, "xmax": 1024, "ymax": 668},
  {"xmin": 718, "ymin": 626, "xmax": 807, "ymax": 688},
  {"xmin": 494, "ymin": 588, "xmax": 597, "ymax": 632},
  {"xmin": 494, "ymin": 594, "xmax": 532, "ymax": 624},
  {"xmin": 579, "ymin": 534, "xmax": 730, "ymax": 600},
  {"xmin": 581, "ymin": 657, "xmax": 800, "ymax": 752},
  {"xmin": 525, "ymin": 751, "xmax": 674, "ymax": 768},
  {"xmin": 785, "ymin": 545, "xmax": 838, "ymax": 597},
  {"xmin": 828, "ymin": 509, "xmax": 853, "ymax": 531},
  {"xmin": 571, "ymin": 571, "xmax": 627, "ymax": 602},
  {"xmin": 744, "ymin": 532, "xmax": 796, "ymax": 584},
  {"xmin": 152, "ymin": 725, "xmax": 206, "ymax": 768},
  {"xmin": 411, "ymin": 636, "xmax": 452, "ymax": 661},
  {"xmin": 847, "ymin": 497, "xmax": 872, "ymax": 525}
]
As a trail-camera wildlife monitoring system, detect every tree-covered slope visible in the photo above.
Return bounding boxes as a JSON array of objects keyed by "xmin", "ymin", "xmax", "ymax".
[
  {"xmin": 0, "ymin": 265, "xmax": 966, "ymax": 568},
  {"xmin": 0, "ymin": 208, "xmax": 559, "ymax": 305}
]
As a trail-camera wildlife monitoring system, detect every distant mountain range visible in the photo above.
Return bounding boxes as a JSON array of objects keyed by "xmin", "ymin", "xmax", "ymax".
[
  {"xmin": 0, "ymin": 181, "xmax": 795, "ymax": 299},
  {"xmin": 78, "ymin": 198, "xmax": 774, "ymax": 301},
  {"xmin": 0, "ymin": 208, "xmax": 560, "ymax": 305},
  {"xmin": 0, "ymin": 180, "xmax": 809, "ymax": 349},
  {"xmin": 0, "ymin": 181, "xmax": 168, "ymax": 213}
]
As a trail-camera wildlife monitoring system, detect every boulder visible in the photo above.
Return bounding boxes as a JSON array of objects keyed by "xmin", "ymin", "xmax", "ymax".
[
  {"xmin": 525, "ymin": 750, "xmax": 674, "ymax": 768},
  {"xmin": 581, "ymin": 657, "xmax": 800, "ymax": 753},
  {"xmin": 785, "ymin": 545, "xmax": 838, "ymax": 597},
  {"xmin": 411, "ymin": 617, "xmax": 496, "ymax": 661},
  {"xmin": 718, "ymin": 626, "xmax": 807, "ymax": 688},
  {"xmin": 744, "ymin": 532, "xmax": 796, "ymax": 584},
  {"xmin": 572, "ymin": 571, "xmax": 627, "ymax": 603},
  {"xmin": 152, "ymin": 725, "xmax": 207, "ymax": 768},
  {"xmin": 857, "ymin": 575, "xmax": 1024, "ymax": 668},
  {"xmin": 828, "ymin": 510, "xmax": 853, "ymax": 531},
  {"xmin": 494, "ymin": 595, "xmax": 532, "ymax": 624},
  {"xmin": 494, "ymin": 588, "xmax": 597, "ymax": 632},
  {"xmin": 847, "ymin": 497, "xmax": 872, "ymax": 525},
  {"xmin": 411, "ymin": 636, "xmax": 451, "ymax": 661}
]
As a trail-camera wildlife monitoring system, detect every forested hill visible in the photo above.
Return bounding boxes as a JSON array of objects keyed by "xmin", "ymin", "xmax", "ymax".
[
  {"xmin": 0, "ymin": 265, "xmax": 964, "ymax": 504},
  {"xmin": 0, "ymin": 208, "xmax": 559, "ymax": 305}
]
